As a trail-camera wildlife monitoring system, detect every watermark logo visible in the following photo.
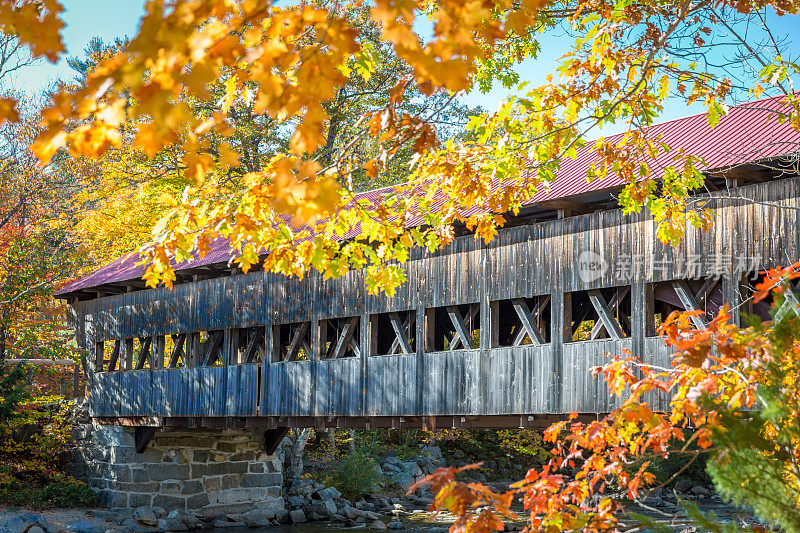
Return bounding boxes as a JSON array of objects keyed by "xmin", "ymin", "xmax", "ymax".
[{"xmin": 578, "ymin": 250, "xmax": 608, "ymax": 283}]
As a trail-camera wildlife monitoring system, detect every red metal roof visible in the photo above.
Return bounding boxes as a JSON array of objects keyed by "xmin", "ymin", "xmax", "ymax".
[{"xmin": 58, "ymin": 95, "xmax": 800, "ymax": 295}]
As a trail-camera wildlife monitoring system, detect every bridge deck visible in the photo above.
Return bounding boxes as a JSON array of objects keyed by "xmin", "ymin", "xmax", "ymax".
[{"xmin": 72, "ymin": 178, "xmax": 800, "ymax": 427}]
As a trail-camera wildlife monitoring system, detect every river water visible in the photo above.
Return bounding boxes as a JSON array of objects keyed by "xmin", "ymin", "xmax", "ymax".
[{"xmin": 203, "ymin": 498, "xmax": 760, "ymax": 533}]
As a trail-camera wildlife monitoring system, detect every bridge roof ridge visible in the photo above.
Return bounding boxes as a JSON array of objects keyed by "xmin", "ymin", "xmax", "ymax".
[{"xmin": 57, "ymin": 94, "xmax": 800, "ymax": 296}]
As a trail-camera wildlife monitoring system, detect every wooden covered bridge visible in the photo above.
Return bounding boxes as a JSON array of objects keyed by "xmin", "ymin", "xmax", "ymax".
[{"xmin": 58, "ymin": 97, "xmax": 800, "ymax": 433}]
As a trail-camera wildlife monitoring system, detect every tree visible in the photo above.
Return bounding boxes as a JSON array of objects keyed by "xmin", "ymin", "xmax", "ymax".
[
  {"xmin": 0, "ymin": 93, "xmax": 84, "ymax": 360},
  {"xmin": 3, "ymin": 0, "xmax": 795, "ymax": 295},
  {"xmin": 66, "ymin": 8, "xmax": 484, "ymax": 263},
  {"xmin": 0, "ymin": 29, "xmax": 85, "ymax": 420}
]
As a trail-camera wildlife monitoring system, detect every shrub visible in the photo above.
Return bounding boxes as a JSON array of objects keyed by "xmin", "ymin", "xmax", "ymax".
[
  {"xmin": 647, "ymin": 451, "xmax": 711, "ymax": 485},
  {"xmin": 0, "ymin": 478, "xmax": 97, "ymax": 508},
  {"xmin": 329, "ymin": 451, "xmax": 382, "ymax": 501}
]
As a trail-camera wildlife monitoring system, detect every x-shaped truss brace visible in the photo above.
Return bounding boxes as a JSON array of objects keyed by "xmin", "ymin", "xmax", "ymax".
[
  {"xmin": 774, "ymin": 279, "xmax": 800, "ymax": 323},
  {"xmin": 199, "ymin": 331, "xmax": 224, "ymax": 366},
  {"xmin": 167, "ymin": 333, "xmax": 186, "ymax": 368},
  {"xmin": 134, "ymin": 336, "xmax": 153, "ymax": 370},
  {"xmin": 446, "ymin": 305, "xmax": 478, "ymax": 350},
  {"xmin": 387, "ymin": 312, "xmax": 414, "ymax": 354},
  {"xmin": 326, "ymin": 316, "xmax": 360, "ymax": 359},
  {"xmin": 510, "ymin": 296, "xmax": 549, "ymax": 346},
  {"xmin": 239, "ymin": 327, "xmax": 266, "ymax": 364},
  {"xmin": 587, "ymin": 289, "xmax": 628, "ymax": 340},
  {"xmin": 671, "ymin": 278, "xmax": 720, "ymax": 330},
  {"xmin": 98, "ymin": 339, "xmax": 122, "ymax": 372},
  {"xmin": 281, "ymin": 322, "xmax": 311, "ymax": 362}
]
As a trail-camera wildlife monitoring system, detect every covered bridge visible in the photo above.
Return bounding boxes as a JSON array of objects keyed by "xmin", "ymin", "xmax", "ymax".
[{"xmin": 58, "ymin": 96, "xmax": 800, "ymax": 433}]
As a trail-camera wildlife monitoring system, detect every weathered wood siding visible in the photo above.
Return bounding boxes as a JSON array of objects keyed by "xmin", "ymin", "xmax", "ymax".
[{"xmin": 76, "ymin": 178, "xmax": 800, "ymax": 420}]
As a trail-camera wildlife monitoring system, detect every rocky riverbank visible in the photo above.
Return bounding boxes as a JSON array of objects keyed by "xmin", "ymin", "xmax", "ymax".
[
  {"xmin": 0, "ymin": 439, "xmax": 759, "ymax": 533},
  {"xmin": 0, "ymin": 484, "xmax": 435, "ymax": 533}
]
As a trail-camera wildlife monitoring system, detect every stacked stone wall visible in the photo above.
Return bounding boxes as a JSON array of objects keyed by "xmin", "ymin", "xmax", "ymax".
[{"xmin": 68, "ymin": 424, "xmax": 284, "ymax": 513}]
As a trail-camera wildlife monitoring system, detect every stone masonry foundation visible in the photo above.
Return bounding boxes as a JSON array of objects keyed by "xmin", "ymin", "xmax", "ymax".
[{"xmin": 68, "ymin": 423, "xmax": 284, "ymax": 513}]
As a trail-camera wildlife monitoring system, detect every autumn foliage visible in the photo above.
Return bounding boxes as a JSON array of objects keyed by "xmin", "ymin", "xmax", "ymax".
[
  {"xmin": 0, "ymin": 0, "xmax": 798, "ymax": 297},
  {"xmin": 410, "ymin": 267, "xmax": 800, "ymax": 531}
]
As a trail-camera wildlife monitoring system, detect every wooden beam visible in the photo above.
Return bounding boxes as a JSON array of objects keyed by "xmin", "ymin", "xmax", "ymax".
[
  {"xmin": 107, "ymin": 340, "xmax": 121, "ymax": 372},
  {"xmin": 134, "ymin": 337, "xmax": 152, "ymax": 370},
  {"xmin": 510, "ymin": 298, "xmax": 546, "ymax": 346},
  {"xmin": 587, "ymin": 289, "xmax": 625, "ymax": 340},
  {"xmin": 201, "ymin": 331, "xmax": 224, "ymax": 366},
  {"xmin": 153, "ymin": 336, "xmax": 165, "ymax": 369},
  {"xmin": 167, "ymin": 334, "xmax": 185, "ymax": 368},
  {"xmin": 285, "ymin": 321, "xmax": 310, "ymax": 361},
  {"xmin": 388, "ymin": 312, "xmax": 413, "ymax": 354},
  {"xmin": 510, "ymin": 295, "xmax": 550, "ymax": 345},
  {"xmin": 330, "ymin": 317, "xmax": 359, "ymax": 359},
  {"xmin": 263, "ymin": 427, "xmax": 289, "ymax": 454},
  {"xmin": 389, "ymin": 312, "xmax": 414, "ymax": 354},
  {"xmin": 589, "ymin": 286, "xmax": 630, "ymax": 339},
  {"xmin": 243, "ymin": 328, "xmax": 264, "ymax": 363},
  {"xmin": 694, "ymin": 278, "xmax": 719, "ymax": 308},
  {"xmin": 446, "ymin": 306, "xmax": 476, "ymax": 350},
  {"xmin": 671, "ymin": 280, "xmax": 708, "ymax": 329},
  {"xmin": 134, "ymin": 426, "xmax": 157, "ymax": 453},
  {"xmin": 538, "ymin": 200, "xmax": 592, "ymax": 215},
  {"xmin": 775, "ymin": 282, "xmax": 800, "ymax": 323}
]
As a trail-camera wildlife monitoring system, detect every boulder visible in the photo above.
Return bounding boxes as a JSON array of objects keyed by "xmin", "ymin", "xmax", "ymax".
[
  {"xmin": 317, "ymin": 487, "xmax": 341, "ymax": 501},
  {"xmin": 273, "ymin": 509, "xmax": 290, "ymax": 524},
  {"xmin": 211, "ymin": 520, "xmax": 245, "ymax": 529},
  {"xmin": 2, "ymin": 514, "xmax": 47, "ymax": 533},
  {"xmin": 690, "ymin": 485, "xmax": 710, "ymax": 496},
  {"xmin": 370, "ymin": 521, "xmax": 388, "ymax": 530},
  {"xmin": 120, "ymin": 518, "xmax": 160, "ymax": 533},
  {"xmin": 342, "ymin": 505, "xmax": 360, "ymax": 519},
  {"xmin": 68, "ymin": 521, "xmax": 105, "ymax": 533},
  {"xmin": 178, "ymin": 514, "xmax": 202, "ymax": 530},
  {"xmin": 674, "ymin": 480, "xmax": 693, "ymax": 493},
  {"xmin": 382, "ymin": 463, "xmax": 401, "ymax": 474},
  {"xmin": 323, "ymin": 499, "xmax": 338, "ymax": 516},
  {"xmin": 240, "ymin": 509, "xmax": 277, "ymax": 526},
  {"xmin": 27, "ymin": 527, "xmax": 46, "ymax": 533},
  {"xmin": 421, "ymin": 445, "xmax": 443, "ymax": 459},
  {"xmin": 289, "ymin": 480, "xmax": 316, "ymax": 497},
  {"xmin": 199, "ymin": 503, "xmax": 261, "ymax": 521},
  {"xmin": 157, "ymin": 517, "xmax": 187, "ymax": 532},
  {"xmin": 289, "ymin": 510, "xmax": 307, "ymax": 524},
  {"xmin": 388, "ymin": 521, "xmax": 404, "ymax": 530},
  {"xmin": 133, "ymin": 508, "xmax": 158, "ymax": 527},
  {"xmin": 384, "ymin": 456, "xmax": 403, "ymax": 468}
]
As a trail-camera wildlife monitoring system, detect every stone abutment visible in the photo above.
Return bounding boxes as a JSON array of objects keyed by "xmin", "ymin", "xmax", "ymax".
[{"xmin": 68, "ymin": 421, "xmax": 284, "ymax": 514}]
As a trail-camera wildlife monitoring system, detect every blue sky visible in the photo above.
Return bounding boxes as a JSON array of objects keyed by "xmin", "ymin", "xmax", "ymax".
[{"xmin": 9, "ymin": 0, "xmax": 800, "ymax": 129}]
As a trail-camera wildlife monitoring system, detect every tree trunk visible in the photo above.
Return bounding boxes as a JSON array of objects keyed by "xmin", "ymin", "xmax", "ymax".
[
  {"xmin": 282, "ymin": 427, "xmax": 311, "ymax": 489},
  {"xmin": 0, "ymin": 323, "xmax": 6, "ymax": 374}
]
